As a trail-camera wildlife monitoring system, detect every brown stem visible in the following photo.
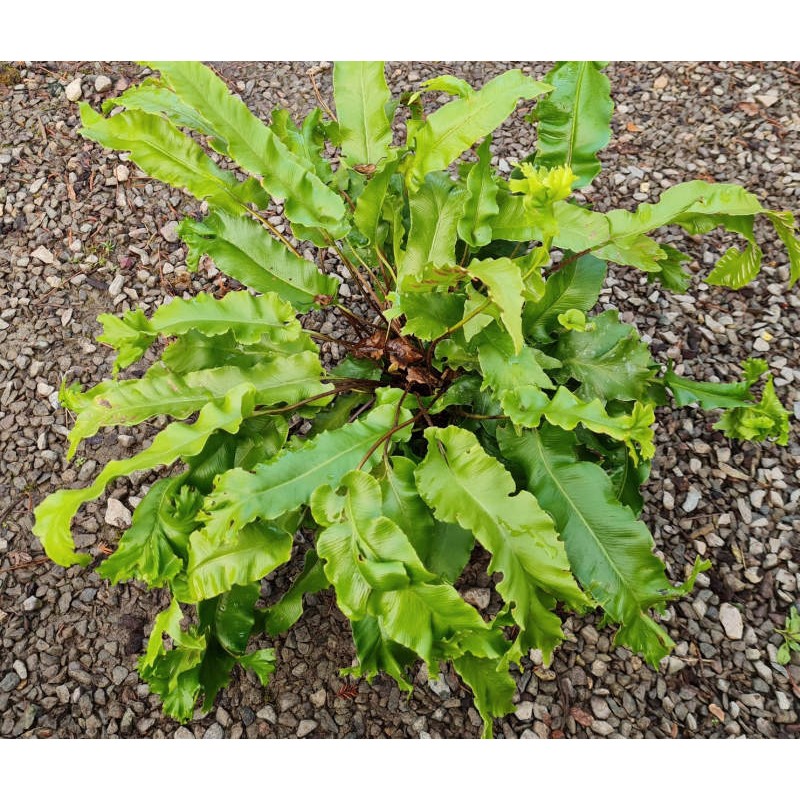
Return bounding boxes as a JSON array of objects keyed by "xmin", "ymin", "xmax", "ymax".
[
  {"xmin": 425, "ymin": 297, "xmax": 492, "ymax": 368},
  {"xmin": 334, "ymin": 303, "xmax": 382, "ymax": 334},
  {"xmin": 450, "ymin": 410, "xmax": 509, "ymax": 421},
  {"xmin": 252, "ymin": 386, "xmax": 357, "ymax": 417},
  {"xmin": 305, "ymin": 330, "xmax": 363, "ymax": 353},
  {"xmin": 246, "ymin": 208, "xmax": 303, "ymax": 258},
  {"xmin": 327, "ymin": 237, "xmax": 389, "ymax": 321},
  {"xmin": 548, "ymin": 248, "xmax": 591, "ymax": 276},
  {"xmin": 358, "ymin": 413, "xmax": 418, "ymax": 470},
  {"xmin": 307, "ymin": 68, "xmax": 337, "ymax": 122}
]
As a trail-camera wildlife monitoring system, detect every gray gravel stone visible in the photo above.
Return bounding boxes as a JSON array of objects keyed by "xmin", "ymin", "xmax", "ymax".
[
  {"xmin": 0, "ymin": 673, "xmax": 20, "ymax": 692},
  {"xmin": 719, "ymin": 604, "xmax": 744, "ymax": 640},
  {"xmin": 203, "ymin": 722, "xmax": 225, "ymax": 739},
  {"xmin": 514, "ymin": 701, "xmax": 534, "ymax": 721},
  {"xmin": 297, "ymin": 719, "xmax": 318, "ymax": 737},
  {"xmin": 105, "ymin": 498, "xmax": 132, "ymax": 528},
  {"xmin": 21, "ymin": 596, "xmax": 42, "ymax": 612}
]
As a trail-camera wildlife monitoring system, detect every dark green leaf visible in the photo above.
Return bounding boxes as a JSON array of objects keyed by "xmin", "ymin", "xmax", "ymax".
[
  {"xmin": 556, "ymin": 309, "xmax": 654, "ymax": 401},
  {"xmin": 263, "ymin": 551, "xmax": 330, "ymax": 637},
  {"xmin": 523, "ymin": 255, "xmax": 607, "ymax": 341},
  {"xmin": 499, "ymin": 425, "xmax": 709, "ymax": 667}
]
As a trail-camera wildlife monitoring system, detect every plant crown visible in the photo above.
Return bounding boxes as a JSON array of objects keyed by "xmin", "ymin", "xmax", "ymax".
[{"xmin": 33, "ymin": 61, "xmax": 796, "ymax": 736}]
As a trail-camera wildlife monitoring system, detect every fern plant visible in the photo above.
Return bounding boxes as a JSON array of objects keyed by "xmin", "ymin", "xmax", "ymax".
[{"xmin": 33, "ymin": 61, "xmax": 796, "ymax": 737}]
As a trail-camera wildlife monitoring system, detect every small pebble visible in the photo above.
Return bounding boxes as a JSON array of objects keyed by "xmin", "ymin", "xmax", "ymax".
[
  {"xmin": 105, "ymin": 498, "xmax": 132, "ymax": 528},
  {"xmin": 297, "ymin": 719, "xmax": 318, "ymax": 738},
  {"xmin": 719, "ymin": 603, "xmax": 744, "ymax": 640},
  {"xmin": 22, "ymin": 596, "xmax": 43, "ymax": 612},
  {"xmin": 65, "ymin": 78, "xmax": 82, "ymax": 102}
]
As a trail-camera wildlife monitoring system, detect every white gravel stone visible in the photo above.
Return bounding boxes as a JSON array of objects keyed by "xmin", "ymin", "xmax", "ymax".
[
  {"xmin": 94, "ymin": 75, "xmax": 112, "ymax": 92},
  {"xmin": 65, "ymin": 78, "xmax": 83, "ymax": 102},
  {"xmin": 108, "ymin": 273, "xmax": 125, "ymax": 297},
  {"xmin": 22, "ymin": 596, "xmax": 42, "ymax": 612},
  {"xmin": 719, "ymin": 603, "xmax": 744, "ymax": 640},
  {"xmin": 682, "ymin": 488, "xmax": 702, "ymax": 513},
  {"xmin": 756, "ymin": 94, "xmax": 779, "ymax": 108},
  {"xmin": 105, "ymin": 498, "xmax": 132, "ymax": 528},
  {"xmin": 115, "ymin": 164, "xmax": 130, "ymax": 182},
  {"xmin": 31, "ymin": 245, "xmax": 54, "ymax": 264},
  {"xmin": 753, "ymin": 337, "xmax": 770, "ymax": 352},
  {"xmin": 514, "ymin": 701, "xmax": 534, "ymax": 721}
]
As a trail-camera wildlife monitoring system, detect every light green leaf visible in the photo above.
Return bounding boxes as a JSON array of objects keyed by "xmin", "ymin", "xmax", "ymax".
[
  {"xmin": 458, "ymin": 136, "xmax": 500, "ymax": 248},
  {"xmin": 375, "ymin": 583, "xmax": 505, "ymax": 667},
  {"xmin": 138, "ymin": 598, "xmax": 206, "ymax": 722},
  {"xmin": 32, "ymin": 384, "xmax": 256, "ymax": 568},
  {"xmin": 407, "ymin": 70, "xmax": 551, "ymax": 189},
  {"xmin": 533, "ymin": 61, "xmax": 613, "ymax": 188},
  {"xmin": 313, "ymin": 470, "xmax": 435, "ymax": 617},
  {"xmin": 161, "ymin": 330, "xmax": 315, "ymax": 375},
  {"xmin": 399, "ymin": 172, "xmax": 466, "ymax": 289},
  {"xmin": 63, "ymin": 350, "xmax": 326, "ymax": 458},
  {"xmin": 477, "ymin": 325, "xmax": 558, "ymax": 394},
  {"xmin": 270, "ymin": 107, "xmax": 333, "ymax": 184},
  {"xmin": 467, "ymin": 257, "xmax": 525, "ymax": 353},
  {"xmin": 380, "ymin": 456, "xmax": 474, "ymax": 583},
  {"xmin": 421, "ymin": 75, "xmax": 474, "ymax": 99},
  {"xmin": 557, "ymin": 309, "xmax": 588, "ymax": 332},
  {"xmin": 145, "ymin": 61, "xmax": 348, "ymax": 237},
  {"xmin": 453, "ymin": 654, "xmax": 516, "ymax": 739},
  {"xmin": 186, "ymin": 522, "xmax": 293, "ymax": 601},
  {"xmin": 345, "ymin": 617, "xmax": 416, "ymax": 693},
  {"xmin": 648, "ymin": 245, "xmax": 692, "ymax": 292},
  {"xmin": 556, "ymin": 309, "xmax": 654, "ymax": 401},
  {"xmin": 395, "ymin": 290, "xmax": 466, "ymax": 341},
  {"xmin": 98, "ymin": 290, "xmax": 305, "ymax": 373},
  {"xmin": 523, "ymin": 255, "xmax": 607, "ymax": 341},
  {"xmin": 417, "ymin": 426, "xmax": 588, "ymax": 663},
  {"xmin": 178, "ymin": 210, "xmax": 338, "ymax": 309},
  {"xmin": 333, "ymin": 62, "xmax": 393, "ymax": 167},
  {"xmin": 262, "ymin": 550, "xmax": 330, "ymax": 637},
  {"xmin": 97, "ymin": 476, "xmax": 199, "ymax": 587},
  {"xmin": 766, "ymin": 211, "xmax": 800, "ymax": 287},
  {"xmin": 664, "ymin": 367, "xmax": 755, "ymax": 410},
  {"xmin": 79, "ymin": 104, "xmax": 249, "ymax": 215},
  {"xmin": 604, "ymin": 182, "xmax": 764, "ymax": 240},
  {"xmin": 238, "ymin": 649, "xmax": 276, "ymax": 686},
  {"xmin": 142, "ymin": 597, "xmax": 206, "ymax": 669},
  {"xmin": 714, "ymin": 376, "xmax": 790, "ymax": 445},
  {"xmin": 462, "ymin": 284, "xmax": 499, "ymax": 342},
  {"xmin": 200, "ymin": 388, "xmax": 413, "ymax": 543},
  {"xmin": 353, "ymin": 153, "xmax": 400, "ymax": 246},
  {"xmin": 499, "ymin": 425, "xmax": 710, "ymax": 667},
  {"xmin": 705, "ymin": 242, "xmax": 763, "ymax": 289},
  {"xmin": 104, "ymin": 76, "xmax": 223, "ymax": 143}
]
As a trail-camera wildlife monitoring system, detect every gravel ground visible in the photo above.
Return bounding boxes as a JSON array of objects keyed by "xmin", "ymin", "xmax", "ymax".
[{"xmin": 1, "ymin": 60, "xmax": 798, "ymax": 739}]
